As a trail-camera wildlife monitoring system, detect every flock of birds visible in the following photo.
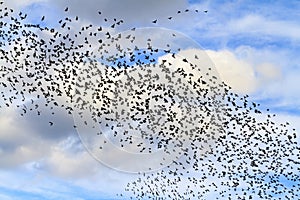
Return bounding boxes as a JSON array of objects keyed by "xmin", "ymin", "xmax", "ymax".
[{"xmin": 0, "ymin": 1, "xmax": 299, "ymax": 199}]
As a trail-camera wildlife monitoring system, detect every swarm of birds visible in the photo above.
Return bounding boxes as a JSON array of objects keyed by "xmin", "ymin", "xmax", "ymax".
[{"xmin": 0, "ymin": 1, "xmax": 299, "ymax": 199}]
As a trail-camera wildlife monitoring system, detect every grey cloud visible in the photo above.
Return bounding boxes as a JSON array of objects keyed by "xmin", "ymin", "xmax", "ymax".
[
  {"xmin": 0, "ymin": 102, "xmax": 78, "ymax": 168},
  {"xmin": 48, "ymin": 0, "xmax": 188, "ymax": 26},
  {"xmin": 24, "ymin": 103, "xmax": 75, "ymax": 141}
]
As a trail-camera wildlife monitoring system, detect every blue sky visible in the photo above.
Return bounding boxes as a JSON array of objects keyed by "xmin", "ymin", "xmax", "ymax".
[{"xmin": 1, "ymin": 0, "xmax": 300, "ymax": 199}]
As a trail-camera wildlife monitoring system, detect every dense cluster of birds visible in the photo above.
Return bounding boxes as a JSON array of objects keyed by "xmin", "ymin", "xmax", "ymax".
[{"xmin": 0, "ymin": 1, "xmax": 299, "ymax": 199}]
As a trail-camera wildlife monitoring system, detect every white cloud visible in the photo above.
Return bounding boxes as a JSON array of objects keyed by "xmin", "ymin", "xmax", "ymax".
[
  {"xmin": 256, "ymin": 62, "xmax": 281, "ymax": 82},
  {"xmin": 231, "ymin": 46, "xmax": 300, "ymax": 109},
  {"xmin": 46, "ymin": 144, "xmax": 98, "ymax": 179},
  {"xmin": 5, "ymin": 0, "xmax": 46, "ymax": 10},
  {"xmin": 203, "ymin": 47, "xmax": 300, "ymax": 113},
  {"xmin": 205, "ymin": 49, "xmax": 283, "ymax": 95},
  {"xmin": 188, "ymin": 2, "xmax": 300, "ymax": 42},
  {"xmin": 206, "ymin": 49, "xmax": 258, "ymax": 94},
  {"xmin": 228, "ymin": 14, "xmax": 300, "ymax": 40}
]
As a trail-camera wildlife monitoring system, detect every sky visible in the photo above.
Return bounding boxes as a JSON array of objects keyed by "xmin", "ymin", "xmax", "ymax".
[{"xmin": 0, "ymin": 0, "xmax": 300, "ymax": 199}]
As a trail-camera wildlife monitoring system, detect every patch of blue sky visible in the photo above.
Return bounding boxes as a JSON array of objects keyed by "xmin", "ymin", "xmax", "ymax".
[
  {"xmin": 247, "ymin": 96, "xmax": 300, "ymax": 116},
  {"xmin": 188, "ymin": 0, "xmax": 300, "ymax": 17},
  {"xmin": 191, "ymin": 19, "xmax": 300, "ymax": 50},
  {"xmin": 0, "ymin": 186, "xmax": 46, "ymax": 200},
  {"xmin": 187, "ymin": 0, "xmax": 300, "ymax": 49},
  {"xmin": 193, "ymin": 34, "xmax": 294, "ymax": 51},
  {"xmin": 225, "ymin": 35, "xmax": 296, "ymax": 49},
  {"xmin": 99, "ymin": 48, "xmax": 169, "ymax": 69},
  {"xmin": 0, "ymin": 182, "xmax": 119, "ymax": 200},
  {"xmin": 21, "ymin": 2, "xmax": 62, "ymax": 28},
  {"xmin": 226, "ymin": 172, "xmax": 300, "ymax": 199},
  {"xmin": 267, "ymin": 106, "xmax": 300, "ymax": 117},
  {"xmin": 264, "ymin": 174, "xmax": 300, "ymax": 199},
  {"xmin": 0, "ymin": 168, "xmax": 121, "ymax": 200}
]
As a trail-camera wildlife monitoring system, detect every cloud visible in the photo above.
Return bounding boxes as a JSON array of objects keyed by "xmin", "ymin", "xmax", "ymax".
[
  {"xmin": 0, "ymin": 102, "xmax": 74, "ymax": 168},
  {"xmin": 203, "ymin": 46, "xmax": 300, "ymax": 115},
  {"xmin": 0, "ymin": 108, "xmax": 47, "ymax": 168},
  {"xmin": 5, "ymin": 0, "xmax": 188, "ymax": 30},
  {"xmin": 230, "ymin": 46, "xmax": 300, "ymax": 111},
  {"xmin": 45, "ymin": 137, "xmax": 99, "ymax": 179},
  {"xmin": 206, "ymin": 49, "xmax": 258, "ymax": 93},
  {"xmin": 188, "ymin": 1, "xmax": 300, "ymax": 41},
  {"xmin": 0, "ymin": 103, "xmax": 133, "ymax": 196},
  {"xmin": 256, "ymin": 62, "xmax": 281, "ymax": 82},
  {"xmin": 228, "ymin": 14, "xmax": 300, "ymax": 40},
  {"xmin": 205, "ymin": 49, "xmax": 282, "ymax": 95},
  {"xmin": 0, "ymin": 169, "xmax": 122, "ymax": 199},
  {"xmin": 50, "ymin": 0, "xmax": 187, "ymax": 23},
  {"xmin": 4, "ymin": 0, "xmax": 46, "ymax": 10},
  {"xmin": 182, "ymin": 1, "xmax": 300, "ymax": 54}
]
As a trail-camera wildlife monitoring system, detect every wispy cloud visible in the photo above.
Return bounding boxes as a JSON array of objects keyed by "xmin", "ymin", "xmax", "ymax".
[{"xmin": 228, "ymin": 14, "xmax": 300, "ymax": 40}]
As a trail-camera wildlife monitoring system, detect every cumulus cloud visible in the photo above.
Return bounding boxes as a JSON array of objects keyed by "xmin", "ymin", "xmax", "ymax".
[
  {"xmin": 203, "ymin": 48, "xmax": 287, "ymax": 99},
  {"xmin": 205, "ymin": 49, "xmax": 281, "ymax": 95},
  {"xmin": 256, "ymin": 62, "xmax": 281, "ymax": 82},
  {"xmin": 206, "ymin": 49, "xmax": 258, "ymax": 94},
  {"xmin": 230, "ymin": 46, "xmax": 300, "ymax": 109}
]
